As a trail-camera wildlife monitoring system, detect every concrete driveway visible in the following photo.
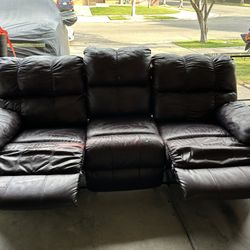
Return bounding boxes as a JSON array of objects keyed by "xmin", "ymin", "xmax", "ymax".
[{"xmin": 70, "ymin": 17, "xmax": 249, "ymax": 55}]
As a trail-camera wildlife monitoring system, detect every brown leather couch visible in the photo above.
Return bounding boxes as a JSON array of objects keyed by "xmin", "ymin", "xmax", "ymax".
[{"xmin": 0, "ymin": 46, "xmax": 249, "ymax": 207}]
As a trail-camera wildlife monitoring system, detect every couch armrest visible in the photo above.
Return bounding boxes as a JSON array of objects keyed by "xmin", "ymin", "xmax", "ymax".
[
  {"xmin": 216, "ymin": 101, "xmax": 250, "ymax": 144},
  {"xmin": 0, "ymin": 108, "xmax": 21, "ymax": 149}
]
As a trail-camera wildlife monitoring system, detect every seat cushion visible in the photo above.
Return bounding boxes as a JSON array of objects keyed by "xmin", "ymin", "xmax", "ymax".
[
  {"xmin": 160, "ymin": 123, "xmax": 250, "ymax": 169},
  {"xmin": 160, "ymin": 123, "xmax": 250, "ymax": 199},
  {"xmin": 0, "ymin": 128, "xmax": 85, "ymax": 175},
  {"xmin": 0, "ymin": 128, "xmax": 85, "ymax": 206},
  {"xmin": 86, "ymin": 118, "xmax": 165, "ymax": 191}
]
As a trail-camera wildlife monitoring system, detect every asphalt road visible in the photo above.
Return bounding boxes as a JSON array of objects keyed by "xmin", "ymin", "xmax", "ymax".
[{"xmin": 70, "ymin": 3, "xmax": 250, "ymax": 55}]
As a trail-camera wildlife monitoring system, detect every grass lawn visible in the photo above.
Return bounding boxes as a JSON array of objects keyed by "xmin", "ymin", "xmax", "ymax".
[
  {"xmin": 90, "ymin": 5, "xmax": 179, "ymax": 15},
  {"xmin": 234, "ymin": 57, "xmax": 250, "ymax": 84},
  {"xmin": 174, "ymin": 39, "xmax": 244, "ymax": 48}
]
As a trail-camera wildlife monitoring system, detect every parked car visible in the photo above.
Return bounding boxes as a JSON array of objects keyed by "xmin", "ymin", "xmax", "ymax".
[
  {"xmin": 57, "ymin": 0, "xmax": 77, "ymax": 26},
  {"xmin": 0, "ymin": 0, "xmax": 70, "ymax": 57},
  {"xmin": 56, "ymin": 0, "xmax": 75, "ymax": 12},
  {"xmin": 56, "ymin": 0, "xmax": 77, "ymax": 41}
]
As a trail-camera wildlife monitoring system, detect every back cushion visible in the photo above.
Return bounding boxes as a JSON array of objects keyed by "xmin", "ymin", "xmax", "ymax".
[
  {"xmin": 84, "ymin": 47, "xmax": 151, "ymax": 118},
  {"xmin": 151, "ymin": 54, "xmax": 237, "ymax": 122},
  {"xmin": 0, "ymin": 55, "xmax": 87, "ymax": 127}
]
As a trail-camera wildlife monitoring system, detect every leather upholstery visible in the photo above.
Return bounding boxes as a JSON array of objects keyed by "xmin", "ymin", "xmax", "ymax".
[
  {"xmin": 0, "ymin": 174, "xmax": 79, "ymax": 206},
  {"xmin": 217, "ymin": 101, "xmax": 250, "ymax": 144},
  {"xmin": 160, "ymin": 123, "xmax": 250, "ymax": 199},
  {"xmin": 0, "ymin": 56, "xmax": 87, "ymax": 127},
  {"xmin": 86, "ymin": 118, "xmax": 164, "ymax": 190},
  {"xmin": 151, "ymin": 54, "xmax": 237, "ymax": 121},
  {"xmin": 0, "ymin": 55, "xmax": 87, "ymax": 205},
  {"xmin": 0, "ymin": 128, "xmax": 85, "ymax": 175},
  {"xmin": 84, "ymin": 47, "xmax": 151, "ymax": 117},
  {"xmin": 175, "ymin": 167, "xmax": 250, "ymax": 200},
  {"xmin": 0, "ymin": 108, "xmax": 21, "ymax": 149},
  {"xmin": 0, "ymin": 128, "xmax": 85, "ymax": 205},
  {"xmin": 0, "ymin": 49, "xmax": 249, "ymax": 204},
  {"xmin": 83, "ymin": 47, "xmax": 165, "ymax": 191}
]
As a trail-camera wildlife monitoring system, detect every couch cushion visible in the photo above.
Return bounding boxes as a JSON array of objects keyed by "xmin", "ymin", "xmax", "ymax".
[
  {"xmin": 0, "ymin": 128, "xmax": 85, "ymax": 175},
  {"xmin": 84, "ymin": 47, "xmax": 151, "ymax": 118},
  {"xmin": 0, "ymin": 128, "xmax": 85, "ymax": 206},
  {"xmin": 160, "ymin": 123, "xmax": 250, "ymax": 168},
  {"xmin": 160, "ymin": 123, "xmax": 250, "ymax": 199},
  {"xmin": 0, "ymin": 56, "xmax": 87, "ymax": 127},
  {"xmin": 86, "ymin": 118, "xmax": 165, "ymax": 190},
  {"xmin": 151, "ymin": 54, "xmax": 237, "ymax": 122}
]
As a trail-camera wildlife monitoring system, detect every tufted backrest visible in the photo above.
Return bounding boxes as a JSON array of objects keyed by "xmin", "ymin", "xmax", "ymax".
[
  {"xmin": 0, "ymin": 55, "xmax": 87, "ymax": 127},
  {"xmin": 151, "ymin": 54, "xmax": 237, "ymax": 122},
  {"xmin": 84, "ymin": 47, "xmax": 151, "ymax": 118}
]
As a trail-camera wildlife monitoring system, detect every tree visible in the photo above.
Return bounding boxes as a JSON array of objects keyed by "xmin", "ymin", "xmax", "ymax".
[
  {"xmin": 131, "ymin": 0, "xmax": 136, "ymax": 17},
  {"xmin": 179, "ymin": 0, "xmax": 184, "ymax": 8},
  {"xmin": 190, "ymin": 0, "xmax": 215, "ymax": 43}
]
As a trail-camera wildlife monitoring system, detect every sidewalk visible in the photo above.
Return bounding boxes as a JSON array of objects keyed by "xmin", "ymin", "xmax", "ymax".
[{"xmin": 74, "ymin": 5, "xmax": 110, "ymax": 22}]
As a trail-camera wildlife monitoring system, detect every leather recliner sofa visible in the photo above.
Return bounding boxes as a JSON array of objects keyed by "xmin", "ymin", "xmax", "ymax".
[{"xmin": 0, "ymin": 46, "xmax": 249, "ymax": 207}]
